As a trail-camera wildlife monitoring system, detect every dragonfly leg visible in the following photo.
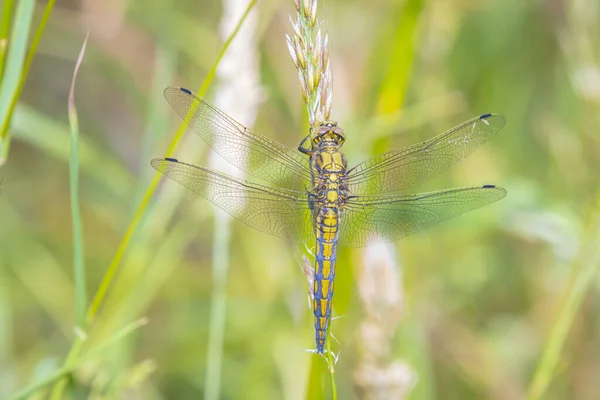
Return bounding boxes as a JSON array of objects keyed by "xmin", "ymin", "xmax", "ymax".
[{"xmin": 298, "ymin": 133, "xmax": 313, "ymax": 155}]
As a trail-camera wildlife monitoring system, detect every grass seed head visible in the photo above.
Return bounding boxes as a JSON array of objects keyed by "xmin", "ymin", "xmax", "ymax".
[{"xmin": 288, "ymin": 0, "xmax": 332, "ymax": 125}]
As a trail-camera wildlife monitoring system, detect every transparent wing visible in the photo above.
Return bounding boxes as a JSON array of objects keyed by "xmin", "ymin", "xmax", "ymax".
[
  {"xmin": 151, "ymin": 158, "xmax": 314, "ymax": 242},
  {"xmin": 345, "ymin": 114, "xmax": 505, "ymax": 195},
  {"xmin": 164, "ymin": 86, "xmax": 311, "ymax": 186},
  {"xmin": 339, "ymin": 185, "xmax": 506, "ymax": 247}
]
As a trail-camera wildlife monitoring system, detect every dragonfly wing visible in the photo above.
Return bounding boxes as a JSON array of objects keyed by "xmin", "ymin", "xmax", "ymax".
[
  {"xmin": 339, "ymin": 185, "xmax": 506, "ymax": 247},
  {"xmin": 164, "ymin": 86, "xmax": 311, "ymax": 186},
  {"xmin": 345, "ymin": 114, "xmax": 505, "ymax": 195},
  {"xmin": 152, "ymin": 158, "xmax": 314, "ymax": 242}
]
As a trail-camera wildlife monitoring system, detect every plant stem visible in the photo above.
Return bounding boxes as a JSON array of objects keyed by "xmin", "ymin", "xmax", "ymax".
[
  {"xmin": 68, "ymin": 33, "xmax": 89, "ymax": 330},
  {"xmin": 204, "ymin": 215, "xmax": 231, "ymax": 400},
  {"xmin": 326, "ymin": 334, "xmax": 338, "ymax": 400}
]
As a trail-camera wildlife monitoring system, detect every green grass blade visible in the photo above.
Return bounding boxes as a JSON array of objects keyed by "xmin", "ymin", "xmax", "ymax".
[
  {"xmin": 374, "ymin": 0, "xmax": 423, "ymax": 114},
  {"xmin": 326, "ymin": 338, "xmax": 338, "ymax": 400},
  {"xmin": 0, "ymin": 0, "xmax": 16, "ymax": 78},
  {"xmin": 68, "ymin": 33, "xmax": 89, "ymax": 330},
  {"xmin": 306, "ymin": 355, "xmax": 326, "ymax": 400},
  {"xmin": 0, "ymin": 0, "xmax": 56, "ymax": 164},
  {"xmin": 0, "ymin": 0, "xmax": 35, "ymax": 164},
  {"xmin": 136, "ymin": 39, "xmax": 177, "ymax": 192},
  {"xmin": 527, "ymin": 211, "xmax": 600, "ymax": 399}
]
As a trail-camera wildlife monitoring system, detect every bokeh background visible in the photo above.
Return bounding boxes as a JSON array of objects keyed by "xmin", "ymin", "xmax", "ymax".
[{"xmin": 1, "ymin": 0, "xmax": 599, "ymax": 398}]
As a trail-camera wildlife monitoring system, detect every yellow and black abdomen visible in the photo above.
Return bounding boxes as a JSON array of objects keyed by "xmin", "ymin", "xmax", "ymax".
[
  {"xmin": 313, "ymin": 206, "xmax": 340, "ymax": 353},
  {"xmin": 310, "ymin": 149, "xmax": 347, "ymax": 354}
]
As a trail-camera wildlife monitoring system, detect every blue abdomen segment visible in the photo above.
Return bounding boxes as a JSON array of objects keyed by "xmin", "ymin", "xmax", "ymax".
[{"xmin": 313, "ymin": 237, "xmax": 337, "ymax": 354}]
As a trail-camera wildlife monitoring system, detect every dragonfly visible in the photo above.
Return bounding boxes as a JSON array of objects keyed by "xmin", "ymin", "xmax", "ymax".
[{"xmin": 152, "ymin": 86, "xmax": 506, "ymax": 355}]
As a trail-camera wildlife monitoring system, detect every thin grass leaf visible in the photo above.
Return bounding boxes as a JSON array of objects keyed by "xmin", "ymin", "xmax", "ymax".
[
  {"xmin": 527, "ymin": 211, "xmax": 600, "ymax": 400},
  {"xmin": 0, "ymin": 0, "xmax": 35, "ymax": 165},
  {"xmin": 375, "ymin": 0, "xmax": 424, "ymax": 114},
  {"xmin": 136, "ymin": 39, "xmax": 177, "ymax": 195},
  {"xmin": 0, "ymin": 0, "xmax": 16, "ymax": 78},
  {"xmin": 68, "ymin": 33, "xmax": 89, "ymax": 330},
  {"xmin": 326, "ymin": 339, "xmax": 338, "ymax": 400},
  {"xmin": 0, "ymin": 0, "xmax": 56, "ymax": 165}
]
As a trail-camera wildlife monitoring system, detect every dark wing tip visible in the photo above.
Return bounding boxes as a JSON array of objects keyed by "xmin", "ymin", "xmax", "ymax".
[
  {"xmin": 483, "ymin": 185, "xmax": 507, "ymax": 200},
  {"xmin": 163, "ymin": 86, "xmax": 193, "ymax": 96},
  {"xmin": 477, "ymin": 113, "xmax": 506, "ymax": 131},
  {"xmin": 478, "ymin": 113, "xmax": 506, "ymax": 124},
  {"xmin": 150, "ymin": 157, "xmax": 178, "ymax": 170}
]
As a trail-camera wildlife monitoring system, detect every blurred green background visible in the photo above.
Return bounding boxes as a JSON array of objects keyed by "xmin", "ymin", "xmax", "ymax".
[{"xmin": 1, "ymin": 0, "xmax": 599, "ymax": 398}]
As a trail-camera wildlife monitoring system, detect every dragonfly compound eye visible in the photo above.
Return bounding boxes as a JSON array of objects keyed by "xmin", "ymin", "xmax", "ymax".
[{"xmin": 332, "ymin": 126, "xmax": 345, "ymax": 144}]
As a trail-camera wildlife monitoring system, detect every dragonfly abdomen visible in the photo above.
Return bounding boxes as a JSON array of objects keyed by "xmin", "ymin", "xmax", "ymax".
[{"xmin": 313, "ymin": 206, "xmax": 340, "ymax": 354}]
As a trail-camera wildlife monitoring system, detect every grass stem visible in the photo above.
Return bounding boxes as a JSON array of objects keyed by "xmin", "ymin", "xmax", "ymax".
[
  {"xmin": 68, "ymin": 32, "xmax": 89, "ymax": 330},
  {"xmin": 326, "ymin": 338, "xmax": 338, "ymax": 400}
]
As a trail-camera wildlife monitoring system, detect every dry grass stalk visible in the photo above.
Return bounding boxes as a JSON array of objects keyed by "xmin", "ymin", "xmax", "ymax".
[
  {"xmin": 204, "ymin": 1, "xmax": 260, "ymax": 400},
  {"xmin": 354, "ymin": 243, "xmax": 416, "ymax": 399}
]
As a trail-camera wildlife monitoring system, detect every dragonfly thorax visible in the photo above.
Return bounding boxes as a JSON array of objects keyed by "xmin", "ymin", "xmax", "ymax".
[{"xmin": 311, "ymin": 121, "xmax": 345, "ymax": 150}]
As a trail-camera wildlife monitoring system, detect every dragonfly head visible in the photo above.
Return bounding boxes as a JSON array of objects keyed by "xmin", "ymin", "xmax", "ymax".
[{"xmin": 311, "ymin": 121, "xmax": 345, "ymax": 148}]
